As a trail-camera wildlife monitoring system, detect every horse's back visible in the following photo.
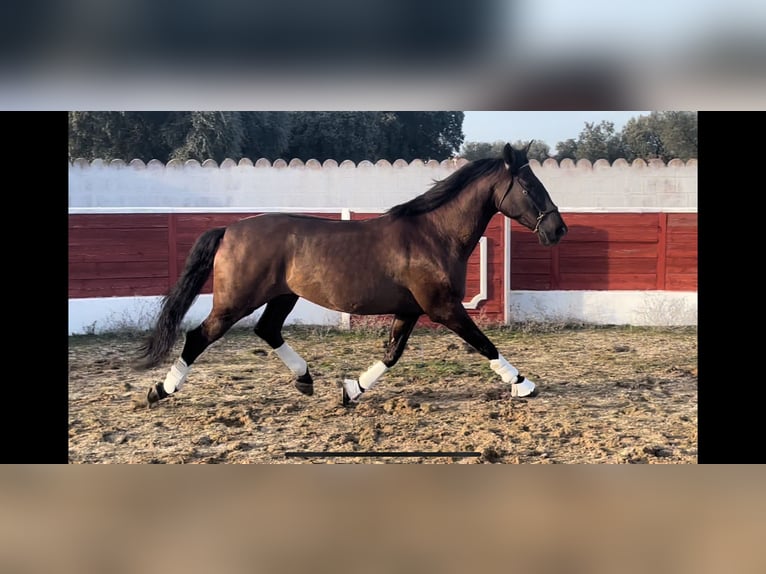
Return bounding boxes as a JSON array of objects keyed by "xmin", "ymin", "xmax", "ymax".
[{"xmin": 229, "ymin": 212, "xmax": 356, "ymax": 234}]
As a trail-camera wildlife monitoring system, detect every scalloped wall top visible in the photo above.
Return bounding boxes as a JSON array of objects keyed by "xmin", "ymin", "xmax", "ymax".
[{"xmin": 69, "ymin": 157, "xmax": 697, "ymax": 170}]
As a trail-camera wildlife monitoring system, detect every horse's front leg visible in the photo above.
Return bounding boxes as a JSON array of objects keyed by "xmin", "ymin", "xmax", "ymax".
[
  {"xmin": 340, "ymin": 314, "xmax": 420, "ymax": 405},
  {"xmin": 426, "ymin": 301, "xmax": 538, "ymax": 398}
]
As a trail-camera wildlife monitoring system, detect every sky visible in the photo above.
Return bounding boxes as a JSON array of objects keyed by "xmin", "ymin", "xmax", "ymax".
[
  {"xmin": 461, "ymin": 111, "xmax": 650, "ymax": 151},
  {"xmin": 511, "ymin": 0, "xmax": 766, "ymax": 57},
  {"xmin": 4, "ymin": 0, "xmax": 765, "ymax": 110}
]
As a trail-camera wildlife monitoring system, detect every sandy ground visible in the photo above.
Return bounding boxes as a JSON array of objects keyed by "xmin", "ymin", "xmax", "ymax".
[{"xmin": 68, "ymin": 323, "xmax": 697, "ymax": 464}]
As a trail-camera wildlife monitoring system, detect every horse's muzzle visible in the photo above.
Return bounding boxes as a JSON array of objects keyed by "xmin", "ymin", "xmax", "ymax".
[{"xmin": 538, "ymin": 221, "xmax": 568, "ymax": 246}]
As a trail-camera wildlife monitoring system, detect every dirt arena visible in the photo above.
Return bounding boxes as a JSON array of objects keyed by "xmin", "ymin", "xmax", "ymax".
[{"xmin": 68, "ymin": 323, "xmax": 697, "ymax": 463}]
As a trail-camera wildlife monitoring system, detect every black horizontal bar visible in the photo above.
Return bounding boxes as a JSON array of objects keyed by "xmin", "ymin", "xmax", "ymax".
[{"xmin": 285, "ymin": 451, "xmax": 481, "ymax": 458}]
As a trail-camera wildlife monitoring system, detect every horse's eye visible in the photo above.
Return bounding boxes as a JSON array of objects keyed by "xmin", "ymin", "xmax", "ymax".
[{"xmin": 522, "ymin": 189, "xmax": 528, "ymax": 195}]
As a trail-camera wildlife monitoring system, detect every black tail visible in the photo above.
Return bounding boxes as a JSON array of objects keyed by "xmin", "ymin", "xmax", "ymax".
[{"xmin": 134, "ymin": 227, "xmax": 227, "ymax": 369}]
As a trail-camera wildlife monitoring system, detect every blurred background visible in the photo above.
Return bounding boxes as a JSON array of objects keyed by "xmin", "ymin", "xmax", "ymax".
[
  {"xmin": 1, "ymin": 466, "xmax": 765, "ymax": 573},
  {"xmin": 4, "ymin": 0, "xmax": 765, "ymax": 109}
]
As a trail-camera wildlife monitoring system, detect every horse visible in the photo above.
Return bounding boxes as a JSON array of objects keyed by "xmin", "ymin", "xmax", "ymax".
[{"xmin": 135, "ymin": 142, "xmax": 568, "ymax": 408}]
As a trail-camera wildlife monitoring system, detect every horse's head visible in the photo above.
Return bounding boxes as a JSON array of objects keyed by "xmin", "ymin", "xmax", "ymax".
[{"xmin": 494, "ymin": 142, "xmax": 568, "ymax": 246}]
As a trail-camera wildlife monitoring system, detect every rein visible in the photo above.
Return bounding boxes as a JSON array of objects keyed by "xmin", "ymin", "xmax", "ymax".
[{"xmin": 499, "ymin": 162, "xmax": 559, "ymax": 234}]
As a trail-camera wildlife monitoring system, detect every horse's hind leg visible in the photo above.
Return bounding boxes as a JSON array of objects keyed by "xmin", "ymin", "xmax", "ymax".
[
  {"xmin": 341, "ymin": 314, "xmax": 419, "ymax": 405},
  {"xmin": 146, "ymin": 308, "xmax": 249, "ymax": 405},
  {"xmin": 253, "ymin": 294, "xmax": 314, "ymax": 396}
]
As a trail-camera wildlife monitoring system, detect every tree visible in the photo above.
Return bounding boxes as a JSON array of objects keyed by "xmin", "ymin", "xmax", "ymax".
[
  {"xmin": 285, "ymin": 112, "xmax": 383, "ymax": 162},
  {"xmin": 658, "ymin": 111, "xmax": 697, "ymax": 160},
  {"xmin": 163, "ymin": 112, "xmax": 246, "ymax": 163},
  {"xmin": 68, "ymin": 111, "xmax": 247, "ymax": 163},
  {"xmin": 68, "ymin": 110, "xmax": 467, "ymax": 163},
  {"xmin": 240, "ymin": 112, "xmax": 293, "ymax": 161},
  {"xmin": 460, "ymin": 140, "xmax": 505, "ymax": 161},
  {"xmin": 68, "ymin": 112, "xmax": 169, "ymax": 161},
  {"xmin": 574, "ymin": 120, "xmax": 626, "ymax": 163},
  {"xmin": 554, "ymin": 138, "xmax": 578, "ymax": 161},
  {"xmin": 622, "ymin": 111, "xmax": 697, "ymax": 162},
  {"xmin": 382, "ymin": 112, "xmax": 464, "ymax": 161}
]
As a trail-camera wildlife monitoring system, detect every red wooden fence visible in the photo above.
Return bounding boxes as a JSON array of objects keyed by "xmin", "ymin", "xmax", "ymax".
[{"xmin": 69, "ymin": 212, "xmax": 697, "ymax": 323}]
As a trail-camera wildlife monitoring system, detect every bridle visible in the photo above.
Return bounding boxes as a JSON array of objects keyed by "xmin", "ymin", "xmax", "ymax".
[{"xmin": 499, "ymin": 162, "xmax": 559, "ymax": 234}]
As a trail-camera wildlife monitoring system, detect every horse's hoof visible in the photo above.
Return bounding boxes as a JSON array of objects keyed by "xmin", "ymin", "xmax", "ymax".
[
  {"xmin": 146, "ymin": 383, "xmax": 169, "ymax": 406},
  {"xmin": 294, "ymin": 371, "xmax": 314, "ymax": 396},
  {"xmin": 341, "ymin": 387, "xmax": 353, "ymax": 407},
  {"xmin": 512, "ymin": 376, "xmax": 539, "ymax": 398}
]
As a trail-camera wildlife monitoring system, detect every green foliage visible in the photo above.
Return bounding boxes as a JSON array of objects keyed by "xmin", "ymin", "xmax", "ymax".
[
  {"xmin": 164, "ymin": 112, "xmax": 246, "ymax": 163},
  {"xmin": 68, "ymin": 111, "xmax": 465, "ymax": 163},
  {"xmin": 68, "ymin": 112, "xmax": 171, "ymax": 162},
  {"xmin": 461, "ymin": 112, "xmax": 697, "ymax": 164},
  {"xmin": 622, "ymin": 111, "xmax": 697, "ymax": 162},
  {"xmin": 285, "ymin": 111, "xmax": 384, "ymax": 163},
  {"xmin": 383, "ymin": 112, "xmax": 465, "ymax": 161},
  {"xmin": 554, "ymin": 138, "xmax": 578, "ymax": 161},
  {"xmin": 241, "ymin": 112, "xmax": 293, "ymax": 160},
  {"xmin": 573, "ymin": 121, "xmax": 627, "ymax": 163},
  {"xmin": 462, "ymin": 139, "xmax": 551, "ymax": 163},
  {"xmin": 461, "ymin": 140, "xmax": 506, "ymax": 161}
]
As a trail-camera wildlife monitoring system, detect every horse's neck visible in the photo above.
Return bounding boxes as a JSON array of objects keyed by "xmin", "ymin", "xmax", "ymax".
[{"xmin": 426, "ymin": 181, "xmax": 496, "ymax": 256}]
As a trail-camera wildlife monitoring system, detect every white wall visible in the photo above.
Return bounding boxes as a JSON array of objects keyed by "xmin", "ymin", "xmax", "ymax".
[
  {"xmin": 507, "ymin": 291, "xmax": 697, "ymax": 327},
  {"xmin": 68, "ymin": 295, "xmax": 341, "ymax": 335},
  {"xmin": 68, "ymin": 157, "xmax": 698, "ymax": 212}
]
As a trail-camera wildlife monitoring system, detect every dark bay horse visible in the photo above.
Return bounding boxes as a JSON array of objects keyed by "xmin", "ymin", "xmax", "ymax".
[{"xmin": 135, "ymin": 142, "xmax": 568, "ymax": 407}]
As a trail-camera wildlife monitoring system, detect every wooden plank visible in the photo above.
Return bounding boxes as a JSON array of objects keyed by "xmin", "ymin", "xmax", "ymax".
[
  {"xmin": 168, "ymin": 213, "xmax": 178, "ymax": 288},
  {"xmin": 657, "ymin": 212, "xmax": 667, "ymax": 289},
  {"xmin": 558, "ymin": 241, "xmax": 658, "ymax": 258},
  {"xmin": 69, "ymin": 229, "xmax": 169, "ymax": 262},
  {"xmin": 550, "ymin": 245, "xmax": 560, "ymax": 289},
  {"xmin": 666, "ymin": 256, "xmax": 698, "ymax": 274},
  {"xmin": 512, "ymin": 258, "xmax": 551, "ymax": 274},
  {"xmin": 174, "ymin": 213, "xmax": 262, "ymax": 227},
  {"xmin": 68, "ymin": 214, "xmax": 168, "ymax": 229},
  {"xmin": 69, "ymin": 226, "xmax": 168, "ymax": 244},
  {"xmin": 68, "ymin": 260, "xmax": 168, "ymax": 279},
  {"xmin": 667, "ymin": 213, "xmax": 698, "ymax": 228},
  {"xmin": 69, "ymin": 277, "xmax": 170, "ymax": 298},
  {"xmin": 511, "ymin": 242, "xmax": 552, "ymax": 258},
  {"xmin": 571, "ymin": 227, "xmax": 658, "ymax": 242},
  {"xmin": 666, "ymin": 275, "xmax": 698, "ymax": 291},
  {"xmin": 511, "ymin": 274, "xmax": 551, "ymax": 290},
  {"xmin": 665, "ymin": 235, "xmax": 698, "ymax": 252},
  {"xmin": 559, "ymin": 257, "xmax": 657, "ymax": 274}
]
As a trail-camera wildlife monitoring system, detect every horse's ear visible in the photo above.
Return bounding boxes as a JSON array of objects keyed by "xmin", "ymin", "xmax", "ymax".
[{"xmin": 503, "ymin": 143, "xmax": 515, "ymax": 170}]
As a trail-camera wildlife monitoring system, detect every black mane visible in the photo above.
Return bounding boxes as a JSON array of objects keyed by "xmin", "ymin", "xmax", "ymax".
[{"xmin": 387, "ymin": 158, "xmax": 505, "ymax": 218}]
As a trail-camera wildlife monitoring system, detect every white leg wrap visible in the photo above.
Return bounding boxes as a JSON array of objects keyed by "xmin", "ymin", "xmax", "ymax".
[
  {"xmin": 342, "ymin": 379, "xmax": 364, "ymax": 402},
  {"xmin": 342, "ymin": 361, "xmax": 389, "ymax": 403},
  {"xmin": 273, "ymin": 343, "xmax": 307, "ymax": 376},
  {"xmin": 162, "ymin": 358, "xmax": 189, "ymax": 394},
  {"xmin": 359, "ymin": 361, "xmax": 388, "ymax": 391},
  {"xmin": 489, "ymin": 354, "xmax": 519, "ymax": 383}
]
